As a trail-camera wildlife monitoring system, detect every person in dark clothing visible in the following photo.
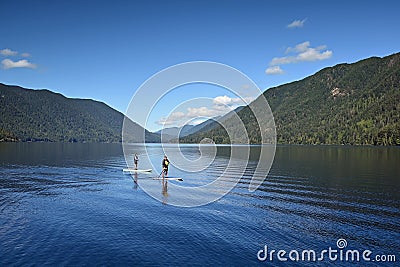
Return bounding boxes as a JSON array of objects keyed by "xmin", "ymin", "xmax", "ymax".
[
  {"xmin": 133, "ymin": 153, "xmax": 139, "ymax": 170},
  {"xmin": 162, "ymin": 155, "xmax": 170, "ymax": 178}
]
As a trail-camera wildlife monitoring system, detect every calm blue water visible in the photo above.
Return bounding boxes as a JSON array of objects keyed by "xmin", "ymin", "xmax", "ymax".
[{"xmin": 0, "ymin": 143, "xmax": 399, "ymax": 266}]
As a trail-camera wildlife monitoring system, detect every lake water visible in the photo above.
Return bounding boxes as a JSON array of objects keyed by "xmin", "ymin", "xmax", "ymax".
[{"xmin": 0, "ymin": 143, "xmax": 399, "ymax": 266}]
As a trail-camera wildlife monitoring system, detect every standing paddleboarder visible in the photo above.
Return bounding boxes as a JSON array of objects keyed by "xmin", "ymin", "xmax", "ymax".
[
  {"xmin": 162, "ymin": 155, "xmax": 170, "ymax": 178},
  {"xmin": 134, "ymin": 153, "xmax": 139, "ymax": 170}
]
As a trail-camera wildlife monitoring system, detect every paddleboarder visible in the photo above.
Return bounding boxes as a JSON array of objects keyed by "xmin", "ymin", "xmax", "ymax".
[
  {"xmin": 134, "ymin": 153, "xmax": 139, "ymax": 170},
  {"xmin": 162, "ymin": 155, "xmax": 170, "ymax": 178}
]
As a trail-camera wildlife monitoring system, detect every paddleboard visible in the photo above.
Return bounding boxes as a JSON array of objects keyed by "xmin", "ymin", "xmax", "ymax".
[
  {"xmin": 153, "ymin": 177, "xmax": 183, "ymax": 181},
  {"xmin": 123, "ymin": 168, "xmax": 152, "ymax": 173}
]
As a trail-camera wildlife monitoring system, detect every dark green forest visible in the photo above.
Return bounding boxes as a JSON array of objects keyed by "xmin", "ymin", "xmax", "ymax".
[
  {"xmin": 0, "ymin": 84, "xmax": 160, "ymax": 142},
  {"xmin": 181, "ymin": 53, "xmax": 400, "ymax": 145},
  {"xmin": 1, "ymin": 53, "xmax": 399, "ymax": 145}
]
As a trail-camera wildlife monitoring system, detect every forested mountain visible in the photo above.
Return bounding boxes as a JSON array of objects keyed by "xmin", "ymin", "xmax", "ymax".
[
  {"xmin": 184, "ymin": 115, "xmax": 222, "ymax": 136},
  {"xmin": 2, "ymin": 53, "xmax": 399, "ymax": 145},
  {"xmin": 0, "ymin": 83, "xmax": 160, "ymax": 142},
  {"xmin": 180, "ymin": 53, "xmax": 400, "ymax": 145},
  {"xmin": 156, "ymin": 108, "xmax": 241, "ymax": 142},
  {"xmin": 155, "ymin": 124, "xmax": 195, "ymax": 141}
]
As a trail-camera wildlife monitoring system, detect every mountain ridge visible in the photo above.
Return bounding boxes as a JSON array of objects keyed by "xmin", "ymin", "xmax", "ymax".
[
  {"xmin": 2, "ymin": 52, "xmax": 399, "ymax": 145},
  {"xmin": 0, "ymin": 83, "xmax": 160, "ymax": 142},
  {"xmin": 180, "ymin": 52, "xmax": 400, "ymax": 145}
]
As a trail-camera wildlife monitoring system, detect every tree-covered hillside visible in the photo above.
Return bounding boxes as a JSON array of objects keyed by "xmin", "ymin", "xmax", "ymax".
[
  {"xmin": 180, "ymin": 53, "xmax": 400, "ymax": 145},
  {"xmin": 0, "ymin": 84, "xmax": 160, "ymax": 142}
]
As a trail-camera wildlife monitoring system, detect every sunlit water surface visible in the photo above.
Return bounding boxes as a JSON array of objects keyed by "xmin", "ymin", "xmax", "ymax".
[{"xmin": 0, "ymin": 143, "xmax": 399, "ymax": 266}]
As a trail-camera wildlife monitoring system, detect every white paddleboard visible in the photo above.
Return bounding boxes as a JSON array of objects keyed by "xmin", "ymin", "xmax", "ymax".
[
  {"xmin": 123, "ymin": 168, "xmax": 152, "ymax": 173},
  {"xmin": 153, "ymin": 177, "xmax": 183, "ymax": 181}
]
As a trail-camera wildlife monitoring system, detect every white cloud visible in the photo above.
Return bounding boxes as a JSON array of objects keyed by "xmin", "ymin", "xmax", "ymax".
[
  {"xmin": 156, "ymin": 111, "xmax": 185, "ymax": 126},
  {"xmin": 265, "ymin": 66, "xmax": 285, "ymax": 75},
  {"xmin": 21, "ymin": 53, "xmax": 31, "ymax": 57},
  {"xmin": 187, "ymin": 106, "xmax": 227, "ymax": 118},
  {"xmin": 156, "ymin": 95, "xmax": 254, "ymax": 127},
  {"xmin": 270, "ymin": 41, "xmax": 332, "ymax": 66},
  {"xmin": 2, "ymin": 59, "xmax": 37, "ymax": 69},
  {"xmin": 269, "ymin": 56, "xmax": 294, "ymax": 66},
  {"xmin": 297, "ymin": 48, "xmax": 332, "ymax": 61},
  {"xmin": 213, "ymin": 95, "xmax": 234, "ymax": 105},
  {"xmin": 265, "ymin": 41, "xmax": 332, "ymax": 75},
  {"xmin": 156, "ymin": 106, "xmax": 225, "ymax": 126},
  {"xmin": 285, "ymin": 41, "xmax": 311, "ymax": 54},
  {"xmin": 0, "ymin": 48, "xmax": 18, "ymax": 56},
  {"xmin": 287, "ymin": 19, "xmax": 306, "ymax": 28},
  {"xmin": 213, "ymin": 95, "xmax": 254, "ymax": 106}
]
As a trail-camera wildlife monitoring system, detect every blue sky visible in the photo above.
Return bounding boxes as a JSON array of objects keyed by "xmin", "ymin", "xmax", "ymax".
[{"xmin": 1, "ymin": 0, "xmax": 399, "ymax": 131}]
